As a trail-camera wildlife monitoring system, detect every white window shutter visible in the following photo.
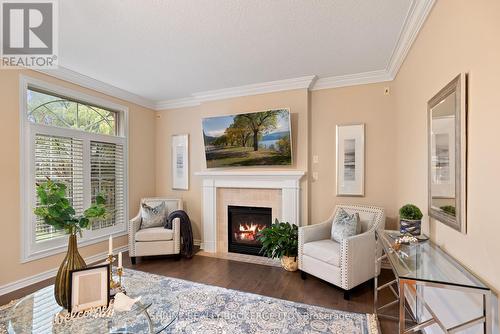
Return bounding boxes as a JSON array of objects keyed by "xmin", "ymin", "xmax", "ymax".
[
  {"xmin": 34, "ymin": 134, "xmax": 84, "ymax": 241},
  {"xmin": 90, "ymin": 141, "xmax": 125, "ymax": 230}
]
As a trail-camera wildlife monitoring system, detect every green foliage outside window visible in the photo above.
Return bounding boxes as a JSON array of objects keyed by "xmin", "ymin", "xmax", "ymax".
[{"xmin": 28, "ymin": 89, "xmax": 116, "ymax": 135}]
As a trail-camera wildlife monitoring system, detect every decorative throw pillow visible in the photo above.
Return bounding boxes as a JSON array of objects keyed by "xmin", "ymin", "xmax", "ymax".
[
  {"xmin": 140, "ymin": 202, "xmax": 167, "ymax": 229},
  {"xmin": 331, "ymin": 208, "xmax": 360, "ymax": 243}
]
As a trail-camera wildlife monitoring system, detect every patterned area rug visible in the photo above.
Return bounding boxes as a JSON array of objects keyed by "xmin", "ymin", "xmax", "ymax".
[{"xmin": 0, "ymin": 269, "xmax": 378, "ymax": 333}]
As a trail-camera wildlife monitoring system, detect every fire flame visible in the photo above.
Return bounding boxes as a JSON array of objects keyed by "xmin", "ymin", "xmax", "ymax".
[{"xmin": 235, "ymin": 223, "xmax": 266, "ymax": 241}]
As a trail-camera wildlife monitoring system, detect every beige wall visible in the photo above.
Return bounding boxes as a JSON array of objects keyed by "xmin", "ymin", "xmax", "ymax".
[
  {"xmin": 155, "ymin": 89, "xmax": 310, "ymax": 241},
  {"xmin": 394, "ymin": 0, "xmax": 500, "ymax": 296},
  {"xmin": 0, "ymin": 69, "xmax": 156, "ymax": 286},
  {"xmin": 309, "ymin": 83, "xmax": 398, "ymax": 228},
  {"xmin": 155, "ymin": 84, "xmax": 400, "ymax": 239}
]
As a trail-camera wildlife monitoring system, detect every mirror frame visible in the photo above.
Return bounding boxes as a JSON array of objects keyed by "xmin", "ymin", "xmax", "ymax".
[{"xmin": 427, "ymin": 74, "xmax": 467, "ymax": 233}]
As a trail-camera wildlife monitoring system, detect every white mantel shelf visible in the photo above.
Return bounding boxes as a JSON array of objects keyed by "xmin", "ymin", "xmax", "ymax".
[
  {"xmin": 194, "ymin": 170, "xmax": 305, "ymax": 177},
  {"xmin": 195, "ymin": 170, "xmax": 306, "ymax": 253}
]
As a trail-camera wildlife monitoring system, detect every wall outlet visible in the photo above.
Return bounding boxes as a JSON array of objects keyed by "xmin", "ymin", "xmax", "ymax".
[
  {"xmin": 313, "ymin": 155, "xmax": 319, "ymax": 163},
  {"xmin": 312, "ymin": 172, "xmax": 319, "ymax": 181}
]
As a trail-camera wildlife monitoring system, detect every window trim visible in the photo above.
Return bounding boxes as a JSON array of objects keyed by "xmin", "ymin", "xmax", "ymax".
[{"xmin": 20, "ymin": 75, "xmax": 129, "ymax": 263}]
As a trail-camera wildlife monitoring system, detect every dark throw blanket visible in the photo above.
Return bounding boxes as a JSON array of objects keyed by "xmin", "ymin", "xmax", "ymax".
[{"xmin": 166, "ymin": 210, "xmax": 194, "ymax": 258}]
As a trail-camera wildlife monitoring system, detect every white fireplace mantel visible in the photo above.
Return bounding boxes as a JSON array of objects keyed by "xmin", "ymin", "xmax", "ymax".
[{"xmin": 195, "ymin": 170, "xmax": 306, "ymax": 253}]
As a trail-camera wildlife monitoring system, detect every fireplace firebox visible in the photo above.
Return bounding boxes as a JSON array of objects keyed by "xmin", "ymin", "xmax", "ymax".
[{"xmin": 228, "ymin": 205, "xmax": 272, "ymax": 256}]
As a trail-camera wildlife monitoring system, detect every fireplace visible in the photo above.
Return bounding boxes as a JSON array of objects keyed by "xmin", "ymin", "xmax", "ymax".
[{"xmin": 228, "ymin": 205, "xmax": 272, "ymax": 256}]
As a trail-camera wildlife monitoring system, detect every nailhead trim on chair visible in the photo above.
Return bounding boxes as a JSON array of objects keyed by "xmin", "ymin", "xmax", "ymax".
[
  {"xmin": 337, "ymin": 204, "xmax": 384, "ymax": 290},
  {"xmin": 298, "ymin": 226, "xmax": 304, "ymax": 270},
  {"xmin": 128, "ymin": 198, "xmax": 183, "ymax": 257}
]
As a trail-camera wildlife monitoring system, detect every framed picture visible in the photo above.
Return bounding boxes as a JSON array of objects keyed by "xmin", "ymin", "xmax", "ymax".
[
  {"xmin": 336, "ymin": 124, "xmax": 365, "ymax": 196},
  {"xmin": 69, "ymin": 265, "xmax": 110, "ymax": 313},
  {"xmin": 172, "ymin": 134, "xmax": 189, "ymax": 190},
  {"xmin": 202, "ymin": 109, "xmax": 292, "ymax": 168}
]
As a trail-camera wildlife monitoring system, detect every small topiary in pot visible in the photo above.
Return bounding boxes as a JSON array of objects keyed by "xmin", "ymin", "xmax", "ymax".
[{"xmin": 399, "ymin": 204, "xmax": 423, "ymax": 236}]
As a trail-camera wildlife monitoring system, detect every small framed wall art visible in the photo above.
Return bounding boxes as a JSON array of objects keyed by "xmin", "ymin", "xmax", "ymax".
[
  {"xmin": 336, "ymin": 123, "xmax": 365, "ymax": 197},
  {"xmin": 172, "ymin": 134, "xmax": 189, "ymax": 190},
  {"xmin": 69, "ymin": 265, "xmax": 110, "ymax": 313}
]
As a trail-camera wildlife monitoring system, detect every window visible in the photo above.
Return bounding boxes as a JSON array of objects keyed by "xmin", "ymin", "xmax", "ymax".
[
  {"xmin": 28, "ymin": 88, "xmax": 117, "ymax": 135},
  {"xmin": 21, "ymin": 76, "xmax": 128, "ymax": 262}
]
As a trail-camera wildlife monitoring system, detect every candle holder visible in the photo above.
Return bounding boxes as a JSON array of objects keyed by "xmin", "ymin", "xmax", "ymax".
[
  {"xmin": 117, "ymin": 267, "xmax": 123, "ymax": 288},
  {"xmin": 107, "ymin": 254, "xmax": 119, "ymax": 290}
]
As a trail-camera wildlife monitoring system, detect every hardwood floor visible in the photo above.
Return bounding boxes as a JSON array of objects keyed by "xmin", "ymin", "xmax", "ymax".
[{"xmin": 1, "ymin": 250, "xmax": 404, "ymax": 333}]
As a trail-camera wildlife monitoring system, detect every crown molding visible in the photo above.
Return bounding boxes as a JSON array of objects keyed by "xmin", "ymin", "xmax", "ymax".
[
  {"xmin": 156, "ymin": 75, "xmax": 317, "ymax": 111},
  {"xmin": 35, "ymin": 66, "xmax": 157, "ymax": 110},
  {"xmin": 155, "ymin": 97, "xmax": 200, "ymax": 110},
  {"xmin": 34, "ymin": 1, "xmax": 434, "ymax": 111},
  {"xmin": 310, "ymin": 0, "xmax": 434, "ymax": 92},
  {"xmin": 386, "ymin": 0, "xmax": 435, "ymax": 79},
  {"xmin": 193, "ymin": 75, "xmax": 317, "ymax": 102},
  {"xmin": 310, "ymin": 69, "xmax": 392, "ymax": 91}
]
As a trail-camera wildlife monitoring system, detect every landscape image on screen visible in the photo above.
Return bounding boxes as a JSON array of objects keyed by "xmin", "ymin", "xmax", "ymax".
[{"xmin": 202, "ymin": 109, "xmax": 292, "ymax": 168}]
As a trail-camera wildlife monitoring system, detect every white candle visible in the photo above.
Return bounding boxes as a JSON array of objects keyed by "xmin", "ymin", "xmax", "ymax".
[
  {"xmin": 118, "ymin": 252, "xmax": 122, "ymax": 268},
  {"xmin": 108, "ymin": 236, "xmax": 113, "ymax": 255}
]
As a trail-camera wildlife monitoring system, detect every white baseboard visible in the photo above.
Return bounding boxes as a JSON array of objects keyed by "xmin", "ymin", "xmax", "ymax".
[
  {"xmin": 194, "ymin": 239, "xmax": 201, "ymax": 246},
  {"xmin": 0, "ymin": 245, "xmax": 128, "ymax": 297}
]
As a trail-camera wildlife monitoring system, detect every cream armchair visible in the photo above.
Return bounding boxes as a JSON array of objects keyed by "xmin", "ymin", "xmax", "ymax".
[
  {"xmin": 128, "ymin": 198, "xmax": 183, "ymax": 264},
  {"xmin": 298, "ymin": 204, "xmax": 385, "ymax": 299}
]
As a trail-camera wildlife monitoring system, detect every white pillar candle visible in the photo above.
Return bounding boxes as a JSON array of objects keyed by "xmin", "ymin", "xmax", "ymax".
[
  {"xmin": 108, "ymin": 236, "xmax": 113, "ymax": 255},
  {"xmin": 118, "ymin": 252, "xmax": 122, "ymax": 268}
]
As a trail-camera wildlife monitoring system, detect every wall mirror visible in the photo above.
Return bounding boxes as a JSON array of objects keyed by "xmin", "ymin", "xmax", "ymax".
[{"xmin": 428, "ymin": 74, "xmax": 467, "ymax": 233}]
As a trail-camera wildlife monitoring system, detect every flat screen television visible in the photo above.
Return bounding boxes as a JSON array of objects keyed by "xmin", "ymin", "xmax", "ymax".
[{"xmin": 202, "ymin": 108, "xmax": 292, "ymax": 168}]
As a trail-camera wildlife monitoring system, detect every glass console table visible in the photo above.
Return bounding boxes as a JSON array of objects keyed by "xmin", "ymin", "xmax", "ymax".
[
  {"xmin": 375, "ymin": 230, "xmax": 492, "ymax": 334},
  {"xmin": 6, "ymin": 284, "xmax": 179, "ymax": 333}
]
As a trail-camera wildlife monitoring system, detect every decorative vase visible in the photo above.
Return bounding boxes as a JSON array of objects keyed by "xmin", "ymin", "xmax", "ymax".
[
  {"xmin": 400, "ymin": 219, "xmax": 421, "ymax": 236},
  {"xmin": 54, "ymin": 234, "xmax": 86, "ymax": 309},
  {"xmin": 281, "ymin": 256, "xmax": 298, "ymax": 272}
]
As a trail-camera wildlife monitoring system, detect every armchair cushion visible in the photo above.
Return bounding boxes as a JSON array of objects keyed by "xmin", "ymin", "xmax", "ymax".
[
  {"xmin": 135, "ymin": 227, "xmax": 173, "ymax": 242},
  {"xmin": 330, "ymin": 208, "xmax": 360, "ymax": 243},
  {"xmin": 303, "ymin": 239, "xmax": 341, "ymax": 266},
  {"xmin": 140, "ymin": 202, "xmax": 167, "ymax": 229}
]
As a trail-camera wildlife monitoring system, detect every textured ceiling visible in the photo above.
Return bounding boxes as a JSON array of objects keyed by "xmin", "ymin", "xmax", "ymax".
[{"xmin": 59, "ymin": 0, "xmax": 413, "ymax": 101}]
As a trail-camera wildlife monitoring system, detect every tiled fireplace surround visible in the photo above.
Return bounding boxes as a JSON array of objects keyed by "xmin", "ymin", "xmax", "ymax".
[{"xmin": 195, "ymin": 171, "xmax": 305, "ymax": 266}]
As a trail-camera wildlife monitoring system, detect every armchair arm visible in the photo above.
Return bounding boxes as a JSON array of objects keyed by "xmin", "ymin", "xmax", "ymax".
[
  {"xmin": 340, "ymin": 230, "xmax": 376, "ymax": 290},
  {"xmin": 298, "ymin": 220, "xmax": 332, "ymax": 270},
  {"xmin": 128, "ymin": 213, "xmax": 142, "ymax": 257},
  {"xmin": 299, "ymin": 220, "xmax": 332, "ymax": 245},
  {"xmin": 172, "ymin": 217, "xmax": 181, "ymax": 254}
]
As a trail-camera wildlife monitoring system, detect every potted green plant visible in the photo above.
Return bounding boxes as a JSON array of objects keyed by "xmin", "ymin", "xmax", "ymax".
[
  {"xmin": 399, "ymin": 204, "xmax": 423, "ymax": 236},
  {"xmin": 257, "ymin": 219, "xmax": 298, "ymax": 271},
  {"xmin": 34, "ymin": 178, "xmax": 107, "ymax": 309}
]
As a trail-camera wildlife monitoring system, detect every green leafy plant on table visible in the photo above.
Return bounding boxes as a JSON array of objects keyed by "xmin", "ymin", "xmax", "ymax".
[
  {"xmin": 34, "ymin": 178, "xmax": 107, "ymax": 309},
  {"xmin": 399, "ymin": 204, "xmax": 423, "ymax": 221},
  {"xmin": 34, "ymin": 178, "xmax": 107, "ymax": 236},
  {"xmin": 399, "ymin": 204, "xmax": 423, "ymax": 236}
]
